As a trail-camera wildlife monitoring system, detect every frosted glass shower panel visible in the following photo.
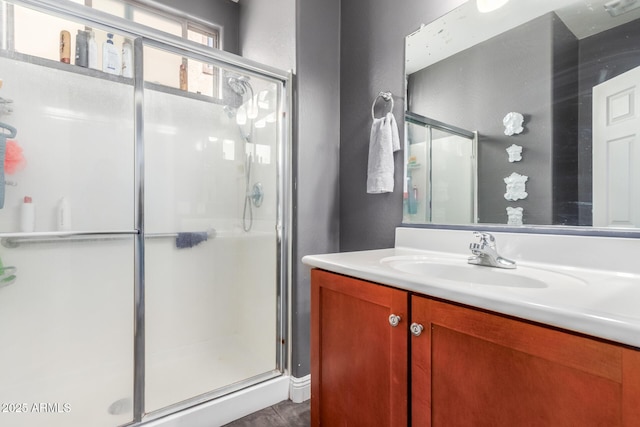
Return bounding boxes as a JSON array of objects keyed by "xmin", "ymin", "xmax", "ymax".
[
  {"xmin": 0, "ymin": 238, "xmax": 135, "ymax": 427},
  {"xmin": 430, "ymin": 128, "xmax": 475, "ymax": 224},
  {"xmin": 0, "ymin": 9, "xmax": 136, "ymax": 424},
  {"xmin": 0, "ymin": 55, "xmax": 134, "ymax": 231},
  {"xmin": 143, "ymin": 45, "xmax": 281, "ymax": 413},
  {"xmin": 404, "ymin": 120, "xmax": 476, "ymax": 224}
]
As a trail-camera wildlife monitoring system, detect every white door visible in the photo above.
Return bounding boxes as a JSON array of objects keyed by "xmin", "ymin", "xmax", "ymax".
[{"xmin": 592, "ymin": 66, "xmax": 640, "ymax": 227}]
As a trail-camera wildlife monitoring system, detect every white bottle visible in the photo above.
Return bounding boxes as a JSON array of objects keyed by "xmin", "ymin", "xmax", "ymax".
[
  {"xmin": 102, "ymin": 33, "xmax": 121, "ymax": 75},
  {"xmin": 20, "ymin": 196, "xmax": 35, "ymax": 232},
  {"xmin": 121, "ymin": 39, "xmax": 133, "ymax": 78},
  {"xmin": 87, "ymin": 31, "xmax": 98, "ymax": 70},
  {"xmin": 57, "ymin": 197, "xmax": 71, "ymax": 231}
]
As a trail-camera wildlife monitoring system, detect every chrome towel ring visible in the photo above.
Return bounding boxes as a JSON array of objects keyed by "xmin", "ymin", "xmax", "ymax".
[{"xmin": 371, "ymin": 91, "xmax": 394, "ymax": 119}]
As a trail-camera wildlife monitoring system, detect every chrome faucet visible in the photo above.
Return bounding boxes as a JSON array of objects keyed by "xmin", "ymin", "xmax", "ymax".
[{"xmin": 468, "ymin": 232, "xmax": 516, "ymax": 269}]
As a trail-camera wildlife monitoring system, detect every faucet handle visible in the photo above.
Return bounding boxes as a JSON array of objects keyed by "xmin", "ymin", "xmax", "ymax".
[{"xmin": 473, "ymin": 231, "xmax": 495, "ymax": 248}]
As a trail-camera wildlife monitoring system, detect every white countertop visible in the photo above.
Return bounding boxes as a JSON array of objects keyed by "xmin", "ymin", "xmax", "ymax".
[{"xmin": 302, "ymin": 228, "xmax": 640, "ymax": 349}]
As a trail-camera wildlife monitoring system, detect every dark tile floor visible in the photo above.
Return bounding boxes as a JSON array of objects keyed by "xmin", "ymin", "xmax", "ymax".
[{"xmin": 222, "ymin": 400, "xmax": 310, "ymax": 427}]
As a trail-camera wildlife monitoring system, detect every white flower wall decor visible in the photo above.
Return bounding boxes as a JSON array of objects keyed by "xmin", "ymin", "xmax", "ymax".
[
  {"xmin": 506, "ymin": 144, "xmax": 523, "ymax": 162},
  {"xmin": 503, "ymin": 112, "xmax": 524, "ymax": 136},
  {"xmin": 506, "ymin": 206, "xmax": 524, "ymax": 226},
  {"xmin": 504, "ymin": 172, "xmax": 528, "ymax": 201}
]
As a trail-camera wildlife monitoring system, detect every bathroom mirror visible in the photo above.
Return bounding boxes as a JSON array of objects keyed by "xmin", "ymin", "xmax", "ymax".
[{"xmin": 404, "ymin": 0, "xmax": 640, "ymax": 230}]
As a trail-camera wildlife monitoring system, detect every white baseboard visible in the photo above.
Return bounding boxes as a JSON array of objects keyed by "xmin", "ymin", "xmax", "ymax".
[
  {"xmin": 289, "ymin": 374, "xmax": 311, "ymax": 403},
  {"xmin": 143, "ymin": 376, "xmax": 290, "ymax": 427}
]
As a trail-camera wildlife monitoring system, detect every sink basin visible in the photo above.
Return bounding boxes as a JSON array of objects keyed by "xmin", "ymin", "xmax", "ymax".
[{"xmin": 380, "ymin": 255, "xmax": 586, "ymax": 288}]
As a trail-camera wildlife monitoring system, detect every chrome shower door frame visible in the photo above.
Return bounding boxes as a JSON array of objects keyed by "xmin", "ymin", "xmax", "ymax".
[{"xmin": 5, "ymin": 1, "xmax": 292, "ymax": 425}]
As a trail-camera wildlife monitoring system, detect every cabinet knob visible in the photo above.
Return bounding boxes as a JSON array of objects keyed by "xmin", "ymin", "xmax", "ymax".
[
  {"xmin": 410, "ymin": 322, "xmax": 424, "ymax": 337},
  {"xmin": 388, "ymin": 314, "xmax": 402, "ymax": 327}
]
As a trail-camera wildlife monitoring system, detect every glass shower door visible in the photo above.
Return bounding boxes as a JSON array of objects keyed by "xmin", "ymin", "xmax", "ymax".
[
  {"xmin": 404, "ymin": 113, "xmax": 477, "ymax": 225},
  {"xmin": 0, "ymin": 5, "xmax": 136, "ymax": 426},
  {"xmin": 143, "ymin": 43, "xmax": 283, "ymax": 413},
  {"xmin": 430, "ymin": 128, "xmax": 476, "ymax": 224}
]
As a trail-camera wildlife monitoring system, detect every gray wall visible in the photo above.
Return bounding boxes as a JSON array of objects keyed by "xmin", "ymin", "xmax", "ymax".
[
  {"xmin": 239, "ymin": 0, "xmax": 296, "ymax": 72},
  {"xmin": 550, "ymin": 15, "xmax": 579, "ymax": 225},
  {"xmin": 292, "ymin": 0, "xmax": 341, "ymax": 378},
  {"xmin": 154, "ymin": 0, "xmax": 240, "ymax": 54},
  {"xmin": 339, "ymin": 0, "xmax": 466, "ymax": 251}
]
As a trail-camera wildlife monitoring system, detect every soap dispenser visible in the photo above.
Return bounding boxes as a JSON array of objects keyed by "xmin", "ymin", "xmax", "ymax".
[{"xmin": 102, "ymin": 33, "xmax": 121, "ymax": 75}]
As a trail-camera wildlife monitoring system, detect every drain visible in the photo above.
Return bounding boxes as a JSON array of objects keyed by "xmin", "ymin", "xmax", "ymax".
[{"xmin": 108, "ymin": 397, "xmax": 132, "ymax": 415}]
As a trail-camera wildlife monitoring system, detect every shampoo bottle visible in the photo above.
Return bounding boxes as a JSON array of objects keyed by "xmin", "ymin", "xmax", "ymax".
[
  {"xmin": 179, "ymin": 63, "xmax": 188, "ymax": 90},
  {"xmin": 57, "ymin": 197, "xmax": 71, "ymax": 231},
  {"xmin": 75, "ymin": 30, "xmax": 88, "ymax": 67},
  {"xmin": 87, "ymin": 31, "xmax": 98, "ymax": 70},
  {"xmin": 121, "ymin": 39, "xmax": 133, "ymax": 78},
  {"xmin": 60, "ymin": 30, "xmax": 71, "ymax": 64},
  {"xmin": 102, "ymin": 33, "xmax": 121, "ymax": 75},
  {"xmin": 20, "ymin": 196, "xmax": 35, "ymax": 232}
]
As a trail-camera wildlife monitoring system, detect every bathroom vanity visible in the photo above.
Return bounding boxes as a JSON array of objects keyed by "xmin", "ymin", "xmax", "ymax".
[{"xmin": 304, "ymin": 228, "xmax": 640, "ymax": 426}]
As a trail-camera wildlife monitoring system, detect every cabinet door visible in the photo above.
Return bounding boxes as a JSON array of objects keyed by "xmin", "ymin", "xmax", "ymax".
[
  {"xmin": 311, "ymin": 269, "xmax": 408, "ymax": 426},
  {"xmin": 411, "ymin": 295, "xmax": 640, "ymax": 427}
]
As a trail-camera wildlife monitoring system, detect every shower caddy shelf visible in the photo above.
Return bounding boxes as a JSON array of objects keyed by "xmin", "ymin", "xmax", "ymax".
[
  {"xmin": 0, "ymin": 50, "xmax": 229, "ymax": 109},
  {"xmin": 0, "ymin": 228, "xmax": 216, "ymax": 248}
]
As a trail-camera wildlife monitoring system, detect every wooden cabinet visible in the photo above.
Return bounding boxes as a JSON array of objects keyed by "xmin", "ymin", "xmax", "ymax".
[
  {"xmin": 311, "ymin": 269, "xmax": 640, "ymax": 426},
  {"xmin": 411, "ymin": 295, "xmax": 640, "ymax": 426},
  {"xmin": 311, "ymin": 269, "xmax": 408, "ymax": 426}
]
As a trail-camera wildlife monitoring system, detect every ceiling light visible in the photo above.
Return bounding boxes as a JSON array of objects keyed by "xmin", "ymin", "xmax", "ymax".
[{"xmin": 477, "ymin": 0, "xmax": 510, "ymax": 13}]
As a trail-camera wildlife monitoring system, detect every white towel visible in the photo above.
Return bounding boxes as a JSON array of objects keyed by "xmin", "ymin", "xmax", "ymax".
[{"xmin": 367, "ymin": 112, "xmax": 401, "ymax": 193}]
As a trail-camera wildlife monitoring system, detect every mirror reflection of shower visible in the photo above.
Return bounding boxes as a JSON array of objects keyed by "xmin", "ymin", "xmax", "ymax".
[{"xmin": 225, "ymin": 74, "xmax": 265, "ymax": 232}]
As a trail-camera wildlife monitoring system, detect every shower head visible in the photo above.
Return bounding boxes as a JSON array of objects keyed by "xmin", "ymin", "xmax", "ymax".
[{"xmin": 227, "ymin": 75, "xmax": 252, "ymax": 97}]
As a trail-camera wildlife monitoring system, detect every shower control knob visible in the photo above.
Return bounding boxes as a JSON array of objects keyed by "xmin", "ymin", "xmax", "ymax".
[
  {"xmin": 388, "ymin": 314, "xmax": 402, "ymax": 327},
  {"xmin": 410, "ymin": 322, "xmax": 424, "ymax": 337}
]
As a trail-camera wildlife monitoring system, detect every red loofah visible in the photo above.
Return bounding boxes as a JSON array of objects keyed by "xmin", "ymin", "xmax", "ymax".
[{"xmin": 4, "ymin": 139, "xmax": 25, "ymax": 174}]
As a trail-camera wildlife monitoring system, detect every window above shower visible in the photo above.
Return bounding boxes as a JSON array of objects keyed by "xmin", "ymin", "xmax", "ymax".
[{"xmin": 1, "ymin": 0, "xmax": 223, "ymax": 97}]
